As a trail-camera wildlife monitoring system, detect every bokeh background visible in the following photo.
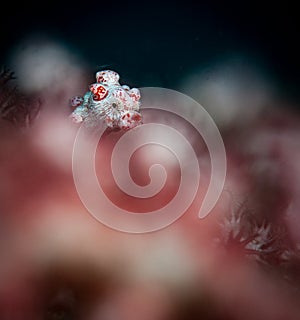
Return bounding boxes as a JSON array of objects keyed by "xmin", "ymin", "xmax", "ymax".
[
  {"xmin": 1, "ymin": 1, "xmax": 300, "ymax": 319},
  {"xmin": 1, "ymin": 1, "xmax": 300, "ymax": 97}
]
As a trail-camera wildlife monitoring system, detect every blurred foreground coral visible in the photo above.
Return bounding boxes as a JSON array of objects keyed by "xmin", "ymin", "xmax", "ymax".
[{"xmin": 1, "ymin": 61, "xmax": 300, "ymax": 320}]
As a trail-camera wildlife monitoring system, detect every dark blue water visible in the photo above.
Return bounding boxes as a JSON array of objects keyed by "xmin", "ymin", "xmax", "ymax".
[{"xmin": 1, "ymin": 1, "xmax": 299, "ymax": 102}]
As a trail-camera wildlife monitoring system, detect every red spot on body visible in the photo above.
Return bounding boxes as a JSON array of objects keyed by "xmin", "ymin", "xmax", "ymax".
[
  {"xmin": 93, "ymin": 94, "xmax": 100, "ymax": 101},
  {"xmin": 90, "ymin": 84, "xmax": 108, "ymax": 100},
  {"xmin": 132, "ymin": 114, "xmax": 141, "ymax": 121},
  {"xmin": 97, "ymin": 76, "xmax": 105, "ymax": 83}
]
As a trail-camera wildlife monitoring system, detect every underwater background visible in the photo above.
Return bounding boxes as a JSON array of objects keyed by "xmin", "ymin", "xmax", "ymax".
[{"xmin": 2, "ymin": 1, "xmax": 300, "ymax": 320}]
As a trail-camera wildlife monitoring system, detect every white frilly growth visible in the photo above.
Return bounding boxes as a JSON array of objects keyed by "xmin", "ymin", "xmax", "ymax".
[{"xmin": 70, "ymin": 70, "xmax": 142, "ymax": 130}]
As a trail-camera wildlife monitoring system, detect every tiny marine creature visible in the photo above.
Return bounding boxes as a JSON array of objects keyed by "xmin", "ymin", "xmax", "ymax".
[{"xmin": 70, "ymin": 70, "xmax": 142, "ymax": 130}]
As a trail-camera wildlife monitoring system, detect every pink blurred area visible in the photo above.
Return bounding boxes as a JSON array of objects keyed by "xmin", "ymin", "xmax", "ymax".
[{"xmin": 1, "ymin": 50, "xmax": 300, "ymax": 319}]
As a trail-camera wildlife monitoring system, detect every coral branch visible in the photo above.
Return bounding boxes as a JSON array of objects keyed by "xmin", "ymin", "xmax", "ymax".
[{"xmin": 0, "ymin": 67, "xmax": 40, "ymax": 128}]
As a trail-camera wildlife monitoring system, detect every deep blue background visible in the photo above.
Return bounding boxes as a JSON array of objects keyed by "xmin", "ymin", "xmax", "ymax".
[{"xmin": 1, "ymin": 1, "xmax": 299, "ymax": 102}]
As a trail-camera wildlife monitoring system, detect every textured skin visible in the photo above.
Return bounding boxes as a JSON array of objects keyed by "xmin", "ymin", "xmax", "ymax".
[{"xmin": 71, "ymin": 70, "xmax": 142, "ymax": 129}]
